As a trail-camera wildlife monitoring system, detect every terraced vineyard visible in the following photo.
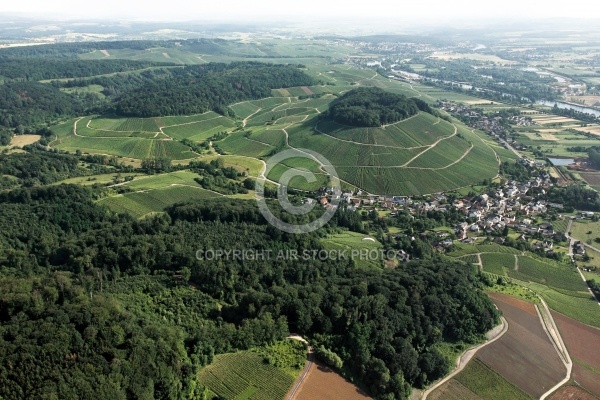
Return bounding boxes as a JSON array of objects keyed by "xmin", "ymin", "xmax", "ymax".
[{"xmin": 50, "ymin": 73, "xmax": 500, "ymax": 195}]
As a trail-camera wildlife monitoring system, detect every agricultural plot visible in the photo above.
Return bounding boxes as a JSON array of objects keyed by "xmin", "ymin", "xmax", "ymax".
[
  {"xmin": 511, "ymin": 256, "xmax": 585, "ymax": 292},
  {"xmin": 476, "ymin": 293, "xmax": 566, "ymax": 398},
  {"xmin": 552, "ymin": 312, "xmax": 600, "ymax": 397},
  {"xmin": 122, "ymin": 170, "xmax": 202, "ymax": 191},
  {"xmin": 99, "ymin": 186, "xmax": 220, "ymax": 218},
  {"xmin": 527, "ymin": 281, "xmax": 600, "ymax": 329},
  {"xmin": 203, "ymin": 155, "xmax": 264, "ymax": 177},
  {"xmin": 481, "ymin": 253, "xmax": 517, "ymax": 276},
  {"xmin": 295, "ymin": 361, "xmax": 372, "ymax": 400},
  {"xmin": 160, "ymin": 112, "xmax": 224, "ymax": 126},
  {"xmin": 162, "ymin": 116, "xmax": 236, "ymax": 141},
  {"xmin": 198, "ymin": 348, "xmax": 301, "ymax": 400},
  {"xmin": 217, "ymin": 131, "xmax": 275, "ymax": 158},
  {"xmin": 430, "ymin": 358, "xmax": 531, "ymax": 400}
]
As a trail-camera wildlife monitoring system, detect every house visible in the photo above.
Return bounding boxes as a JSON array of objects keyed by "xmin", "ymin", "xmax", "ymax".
[{"xmin": 320, "ymin": 197, "xmax": 328, "ymax": 206}]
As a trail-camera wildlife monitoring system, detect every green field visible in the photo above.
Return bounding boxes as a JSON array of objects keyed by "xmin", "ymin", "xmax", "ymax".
[
  {"xmin": 452, "ymin": 359, "xmax": 531, "ymax": 400},
  {"xmin": 99, "ymin": 185, "xmax": 221, "ymax": 218},
  {"xmin": 198, "ymin": 339, "xmax": 306, "ymax": 400},
  {"xmin": 322, "ymin": 231, "xmax": 384, "ymax": 268},
  {"xmin": 481, "ymin": 253, "xmax": 517, "ymax": 276}
]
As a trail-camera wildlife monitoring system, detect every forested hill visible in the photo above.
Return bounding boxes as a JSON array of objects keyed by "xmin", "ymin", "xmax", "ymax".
[
  {"xmin": 0, "ymin": 59, "xmax": 172, "ymax": 81},
  {"xmin": 114, "ymin": 62, "xmax": 317, "ymax": 117},
  {"xmin": 322, "ymin": 87, "xmax": 433, "ymax": 127},
  {"xmin": 0, "ymin": 176, "xmax": 500, "ymax": 399}
]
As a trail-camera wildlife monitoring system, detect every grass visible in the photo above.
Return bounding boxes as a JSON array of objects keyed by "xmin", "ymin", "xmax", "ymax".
[
  {"xmin": 198, "ymin": 339, "xmax": 306, "ymax": 400},
  {"xmin": 569, "ymin": 220, "xmax": 600, "ymax": 243},
  {"xmin": 454, "ymin": 359, "xmax": 532, "ymax": 400},
  {"xmin": 321, "ymin": 231, "xmax": 384, "ymax": 269}
]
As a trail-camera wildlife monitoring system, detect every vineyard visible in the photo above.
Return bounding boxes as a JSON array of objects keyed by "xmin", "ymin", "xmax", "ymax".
[
  {"xmin": 162, "ymin": 116, "xmax": 236, "ymax": 141},
  {"xmin": 481, "ymin": 253, "xmax": 516, "ymax": 276},
  {"xmin": 99, "ymin": 186, "xmax": 220, "ymax": 218},
  {"xmin": 198, "ymin": 340, "xmax": 306, "ymax": 400}
]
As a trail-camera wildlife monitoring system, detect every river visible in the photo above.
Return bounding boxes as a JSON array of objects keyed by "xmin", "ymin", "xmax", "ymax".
[{"xmin": 537, "ymin": 100, "xmax": 600, "ymax": 118}]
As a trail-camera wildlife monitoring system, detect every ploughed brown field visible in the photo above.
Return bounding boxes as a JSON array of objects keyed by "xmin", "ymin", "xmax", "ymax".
[
  {"xmin": 294, "ymin": 361, "xmax": 372, "ymax": 400},
  {"xmin": 552, "ymin": 311, "xmax": 600, "ymax": 397},
  {"xmin": 476, "ymin": 293, "xmax": 566, "ymax": 398},
  {"xmin": 580, "ymin": 173, "xmax": 600, "ymax": 186},
  {"xmin": 550, "ymin": 385, "xmax": 598, "ymax": 400}
]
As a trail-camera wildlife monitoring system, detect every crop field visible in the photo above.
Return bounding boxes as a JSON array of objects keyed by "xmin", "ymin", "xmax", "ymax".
[
  {"xmin": 55, "ymin": 136, "xmax": 195, "ymax": 160},
  {"xmin": 162, "ymin": 116, "xmax": 236, "ymax": 141},
  {"xmin": 295, "ymin": 361, "xmax": 372, "ymax": 400},
  {"xmin": 122, "ymin": 171, "xmax": 202, "ymax": 190},
  {"xmin": 550, "ymin": 386, "xmax": 597, "ymax": 400},
  {"xmin": 98, "ymin": 186, "xmax": 220, "ymax": 218},
  {"xmin": 552, "ymin": 312, "xmax": 600, "ymax": 397},
  {"xmin": 511, "ymin": 256, "xmax": 585, "ymax": 292},
  {"xmin": 475, "ymin": 293, "xmax": 566, "ymax": 398},
  {"xmin": 198, "ymin": 347, "xmax": 301, "ymax": 400},
  {"xmin": 430, "ymin": 359, "xmax": 531, "ymax": 400},
  {"xmin": 526, "ymin": 281, "xmax": 600, "ymax": 328},
  {"xmin": 481, "ymin": 253, "xmax": 517, "ymax": 276},
  {"xmin": 217, "ymin": 131, "xmax": 275, "ymax": 158}
]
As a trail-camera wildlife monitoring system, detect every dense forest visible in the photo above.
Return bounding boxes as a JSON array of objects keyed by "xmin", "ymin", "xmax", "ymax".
[
  {"xmin": 0, "ymin": 40, "xmax": 171, "ymax": 60},
  {"xmin": 0, "ymin": 59, "xmax": 170, "ymax": 81},
  {"xmin": 0, "ymin": 157, "xmax": 500, "ymax": 399},
  {"xmin": 322, "ymin": 87, "xmax": 429, "ymax": 127},
  {"xmin": 114, "ymin": 62, "xmax": 317, "ymax": 117}
]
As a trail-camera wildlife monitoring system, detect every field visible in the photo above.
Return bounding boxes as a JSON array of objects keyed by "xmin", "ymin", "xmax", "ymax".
[
  {"xmin": 50, "ymin": 113, "xmax": 239, "ymax": 160},
  {"xmin": 475, "ymin": 293, "xmax": 566, "ymax": 398},
  {"xmin": 321, "ymin": 231, "xmax": 383, "ymax": 268},
  {"xmin": 430, "ymin": 359, "xmax": 531, "ymax": 400},
  {"xmin": 8, "ymin": 134, "xmax": 41, "ymax": 148},
  {"xmin": 294, "ymin": 361, "xmax": 372, "ymax": 400},
  {"xmin": 550, "ymin": 386, "xmax": 598, "ymax": 400},
  {"xmin": 198, "ymin": 339, "xmax": 306, "ymax": 400},
  {"xmin": 480, "ymin": 253, "xmax": 517, "ymax": 276},
  {"xmin": 552, "ymin": 312, "xmax": 600, "ymax": 397},
  {"xmin": 98, "ymin": 185, "xmax": 221, "ymax": 218},
  {"xmin": 569, "ymin": 220, "xmax": 600, "ymax": 243},
  {"xmin": 285, "ymin": 112, "xmax": 498, "ymax": 195}
]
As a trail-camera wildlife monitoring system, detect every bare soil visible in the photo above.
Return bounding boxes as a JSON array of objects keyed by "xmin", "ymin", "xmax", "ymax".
[
  {"xmin": 294, "ymin": 362, "xmax": 371, "ymax": 400},
  {"xmin": 580, "ymin": 173, "xmax": 600, "ymax": 186},
  {"xmin": 9, "ymin": 134, "xmax": 41, "ymax": 148},
  {"xmin": 476, "ymin": 294, "xmax": 566, "ymax": 397},
  {"xmin": 552, "ymin": 311, "xmax": 600, "ymax": 397},
  {"xmin": 300, "ymin": 86, "xmax": 314, "ymax": 95},
  {"xmin": 550, "ymin": 385, "xmax": 598, "ymax": 400}
]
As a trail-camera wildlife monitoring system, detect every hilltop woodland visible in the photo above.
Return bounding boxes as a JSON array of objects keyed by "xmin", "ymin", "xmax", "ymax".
[
  {"xmin": 322, "ymin": 87, "xmax": 435, "ymax": 127},
  {"xmin": 0, "ymin": 41, "xmax": 316, "ymax": 133},
  {"xmin": 0, "ymin": 151, "xmax": 500, "ymax": 400}
]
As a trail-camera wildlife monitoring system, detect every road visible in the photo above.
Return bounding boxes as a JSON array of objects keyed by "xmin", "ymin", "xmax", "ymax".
[
  {"xmin": 420, "ymin": 316, "xmax": 508, "ymax": 399},
  {"xmin": 537, "ymin": 297, "xmax": 573, "ymax": 400}
]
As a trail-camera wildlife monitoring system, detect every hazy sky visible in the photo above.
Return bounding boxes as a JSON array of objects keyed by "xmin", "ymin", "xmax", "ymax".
[{"xmin": 1, "ymin": 0, "xmax": 598, "ymax": 22}]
